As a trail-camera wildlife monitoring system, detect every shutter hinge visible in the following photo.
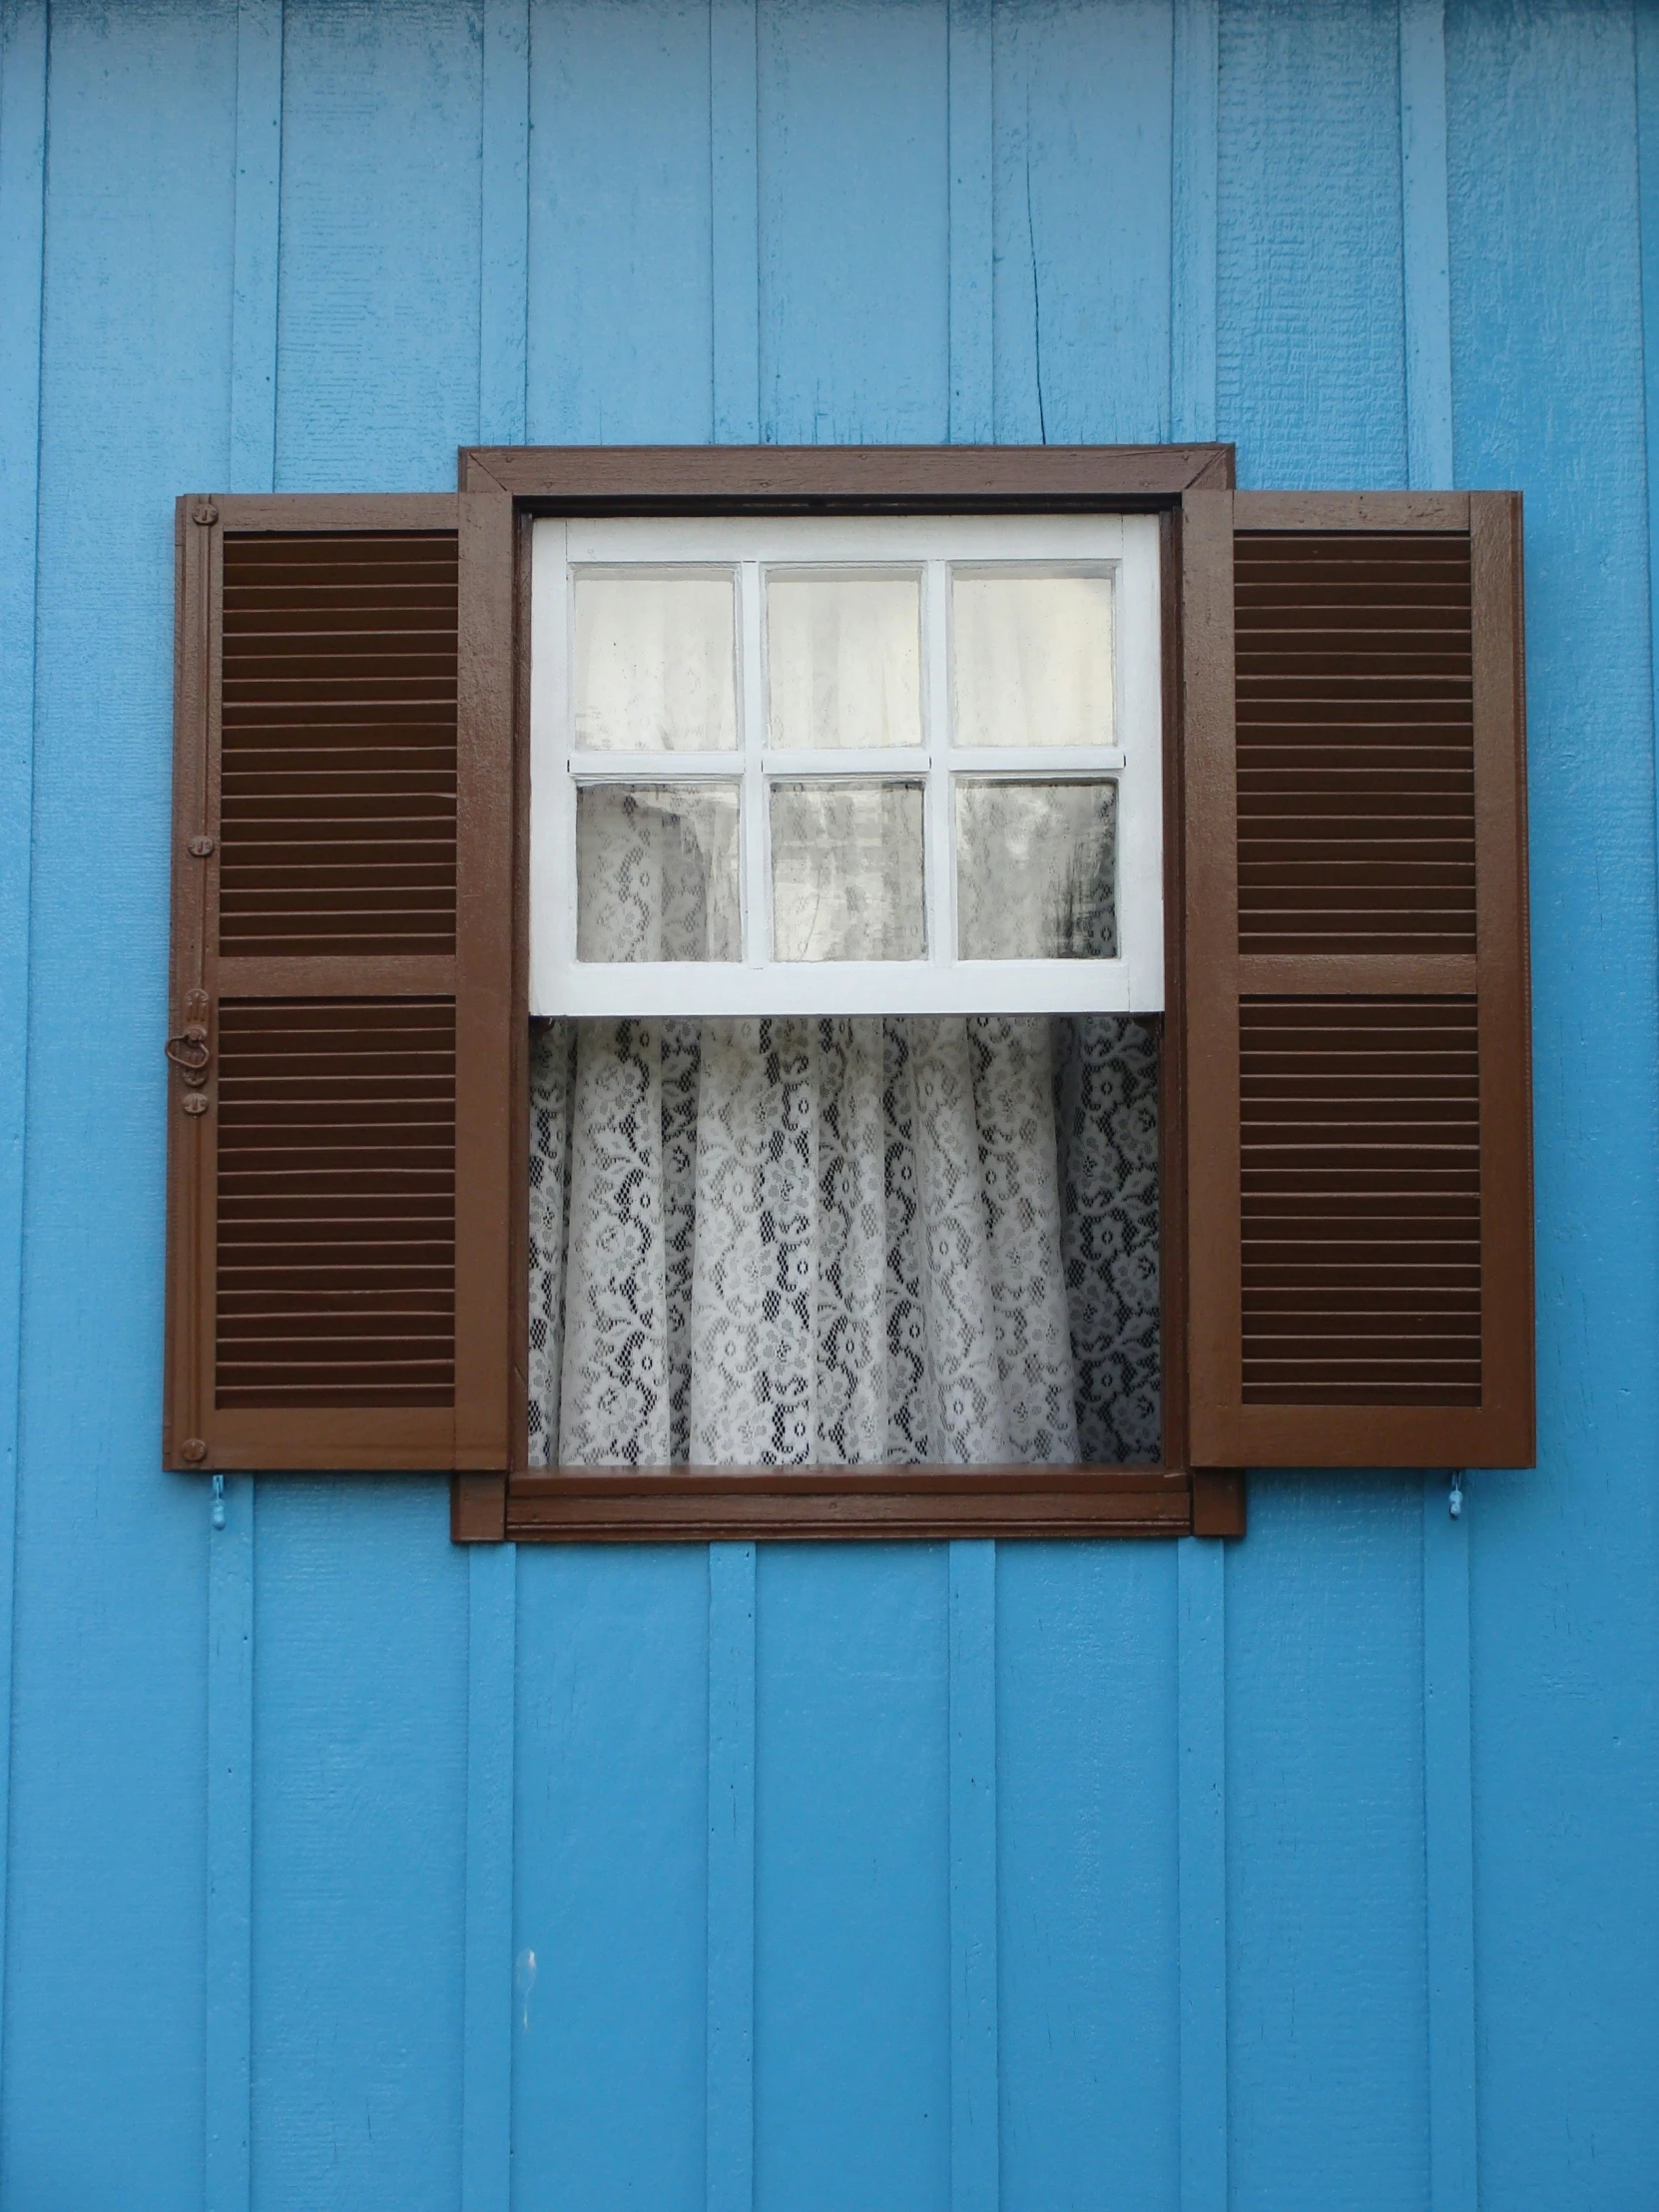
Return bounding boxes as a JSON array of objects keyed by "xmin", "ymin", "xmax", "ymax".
[
  {"xmin": 211, "ymin": 1473, "xmax": 226, "ymax": 1531},
  {"xmin": 1447, "ymin": 1470, "xmax": 1464, "ymax": 1519}
]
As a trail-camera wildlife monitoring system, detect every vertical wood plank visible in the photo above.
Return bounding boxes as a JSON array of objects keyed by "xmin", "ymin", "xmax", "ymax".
[
  {"xmin": 711, "ymin": 0, "xmax": 759, "ymax": 442},
  {"xmin": 1403, "ymin": 22, "xmax": 1476, "ymax": 2208},
  {"xmin": 462, "ymin": 1543, "xmax": 517, "ymax": 2212},
  {"xmin": 1639, "ymin": 0, "xmax": 1659, "ymax": 952},
  {"xmin": 756, "ymin": 0, "xmax": 947, "ymax": 446},
  {"xmin": 465, "ymin": 0, "xmax": 526, "ymax": 2156},
  {"xmin": 1173, "ymin": 26, "xmax": 1227, "ymax": 2199},
  {"xmin": 1171, "ymin": 0, "xmax": 1219, "ymax": 442},
  {"xmin": 1452, "ymin": 10, "xmax": 1656, "ymax": 2199},
  {"xmin": 229, "ymin": 0, "xmax": 281, "ymax": 493},
  {"xmin": 206, "ymin": 1475, "xmax": 255, "ymax": 2212},
  {"xmin": 709, "ymin": 19, "xmax": 757, "ymax": 2200},
  {"xmin": 989, "ymin": 16, "xmax": 1039, "ymax": 445},
  {"xmin": 707, "ymin": 1541, "xmax": 757, "ymax": 2212},
  {"xmin": 209, "ymin": 13, "xmax": 280, "ymax": 2205},
  {"xmin": 1177, "ymin": 1539, "xmax": 1227, "ymax": 2212},
  {"xmin": 1422, "ymin": 1483, "xmax": 1477, "ymax": 2212},
  {"xmin": 948, "ymin": 1540, "xmax": 998, "ymax": 2212},
  {"xmin": 463, "ymin": 19, "xmax": 527, "ymax": 2204},
  {"xmin": 1400, "ymin": 0, "xmax": 1454, "ymax": 490},
  {"xmin": 480, "ymin": 0, "xmax": 530, "ymax": 447},
  {"xmin": 0, "ymin": 0, "xmax": 46, "ymax": 2111},
  {"xmin": 1217, "ymin": 0, "xmax": 1408, "ymax": 490},
  {"xmin": 947, "ymin": 0, "xmax": 993, "ymax": 443}
]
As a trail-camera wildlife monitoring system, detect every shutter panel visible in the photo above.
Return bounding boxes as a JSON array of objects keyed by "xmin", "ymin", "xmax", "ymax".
[
  {"xmin": 1180, "ymin": 491, "xmax": 1533, "ymax": 1468},
  {"xmin": 164, "ymin": 493, "xmax": 515, "ymax": 1471}
]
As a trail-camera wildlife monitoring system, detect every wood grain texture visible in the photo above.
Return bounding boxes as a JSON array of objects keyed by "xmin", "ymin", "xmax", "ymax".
[
  {"xmin": 507, "ymin": 1473, "xmax": 1197, "ymax": 1543},
  {"xmin": 711, "ymin": 0, "xmax": 760, "ymax": 444},
  {"xmin": 946, "ymin": 0, "xmax": 993, "ymax": 443},
  {"xmin": 0, "ymin": 0, "xmax": 46, "ymax": 2127},
  {"xmin": 208, "ymin": 15, "xmax": 282, "ymax": 2203},
  {"xmin": 1399, "ymin": 0, "xmax": 1454, "ymax": 493},
  {"xmin": 754, "ymin": 1546, "xmax": 950, "ymax": 2206},
  {"xmin": 8, "ymin": 10, "xmax": 245, "ymax": 2191},
  {"xmin": 229, "ymin": 0, "xmax": 281, "ymax": 498},
  {"xmin": 1177, "ymin": 1534, "xmax": 1227, "ymax": 2212},
  {"xmin": 1399, "ymin": 41, "xmax": 1480, "ymax": 2212},
  {"xmin": 1422, "ymin": 1476, "xmax": 1477, "ymax": 2212},
  {"xmin": 1450, "ymin": 11, "xmax": 1658, "ymax": 2194},
  {"xmin": 992, "ymin": 0, "xmax": 1172, "ymax": 445},
  {"xmin": 947, "ymin": 1541, "xmax": 998, "ymax": 2212},
  {"xmin": 706, "ymin": 1541, "xmax": 757, "ymax": 2212},
  {"xmin": 462, "ymin": 441, "xmax": 1233, "ymax": 502},
  {"xmin": 460, "ymin": 1539, "xmax": 515, "ymax": 2212},
  {"xmin": 1172, "ymin": 0, "xmax": 1220, "ymax": 445},
  {"xmin": 206, "ymin": 1470, "xmax": 255, "ymax": 2212},
  {"xmin": 479, "ymin": 0, "xmax": 530, "ymax": 450}
]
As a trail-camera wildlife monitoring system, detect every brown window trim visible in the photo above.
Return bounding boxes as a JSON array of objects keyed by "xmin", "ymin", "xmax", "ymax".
[{"xmin": 449, "ymin": 441, "xmax": 1242, "ymax": 1545}]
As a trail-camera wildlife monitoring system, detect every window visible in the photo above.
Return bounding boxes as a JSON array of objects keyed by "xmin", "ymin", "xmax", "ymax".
[
  {"xmin": 525, "ymin": 516, "xmax": 1165, "ymax": 1482},
  {"xmin": 162, "ymin": 450, "xmax": 1535, "ymax": 1543},
  {"xmin": 529, "ymin": 516, "xmax": 1163, "ymax": 1014}
]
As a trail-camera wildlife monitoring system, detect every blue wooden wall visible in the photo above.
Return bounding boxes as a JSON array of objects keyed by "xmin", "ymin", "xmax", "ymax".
[{"xmin": 1, "ymin": 2, "xmax": 1656, "ymax": 2206}]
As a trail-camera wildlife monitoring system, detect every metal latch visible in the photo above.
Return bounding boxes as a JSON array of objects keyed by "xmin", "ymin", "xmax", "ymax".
[{"xmin": 166, "ymin": 988, "xmax": 212, "ymax": 1087}]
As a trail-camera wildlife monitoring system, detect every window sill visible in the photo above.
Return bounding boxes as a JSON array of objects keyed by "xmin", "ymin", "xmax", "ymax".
[{"xmin": 452, "ymin": 1468, "xmax": 1245, "ymax": 1543}]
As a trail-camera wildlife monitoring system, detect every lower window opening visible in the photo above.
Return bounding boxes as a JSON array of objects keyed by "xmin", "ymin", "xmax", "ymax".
[{"xmin": 528, "ymin": 1014, "xmax": 1160, "ymax": 1469}]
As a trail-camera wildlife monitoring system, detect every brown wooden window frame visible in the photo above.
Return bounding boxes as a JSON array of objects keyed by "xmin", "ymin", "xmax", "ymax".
[
  {"xmin": 166, "ymin": 444, "xmax": 1534, "ymax": 1549},
  {"xmin": 451, "ymin": 441, "xmax": 1237, "ymax": 1543}
]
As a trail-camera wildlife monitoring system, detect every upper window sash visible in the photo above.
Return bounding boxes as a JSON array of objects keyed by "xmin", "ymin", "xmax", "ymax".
[{"xmin": 529, "ymin": 513, "xmax": 1164, "ymax": 1017}]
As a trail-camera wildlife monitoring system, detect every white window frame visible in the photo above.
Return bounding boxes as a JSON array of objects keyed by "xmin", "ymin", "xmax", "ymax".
[{"xmin": 529, "ymin": 512, "xmax": 1163, "ymax": 1016}]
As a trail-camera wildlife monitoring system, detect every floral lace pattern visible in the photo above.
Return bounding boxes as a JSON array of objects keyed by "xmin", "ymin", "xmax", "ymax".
[{"xmin": 528, "ymin": 1014, "xmax": 1160, "ymax": 1467}]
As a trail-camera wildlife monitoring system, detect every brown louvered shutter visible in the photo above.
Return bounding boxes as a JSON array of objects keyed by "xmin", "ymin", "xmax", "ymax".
[
  {"xmin": 164, "ymin": 494, "xmax": 515, "ymax": 1471},
  {"xmin": 1180, "ymin": 491, "xmax": 1533, "ymax": 1468}
]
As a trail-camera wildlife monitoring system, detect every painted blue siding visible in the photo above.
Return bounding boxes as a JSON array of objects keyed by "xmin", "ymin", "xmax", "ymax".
[{"xmin": 0, "ymin": 3, "xmax": 1655, "ymax": 2208}]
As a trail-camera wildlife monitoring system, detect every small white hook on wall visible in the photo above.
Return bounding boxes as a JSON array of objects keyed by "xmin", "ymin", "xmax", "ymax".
[{"xmin": 1447, "ymin": 1470, "xmax": 1464, "ymax": 1520}]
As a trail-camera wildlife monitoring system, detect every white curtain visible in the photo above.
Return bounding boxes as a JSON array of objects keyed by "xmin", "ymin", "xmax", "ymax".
[{"xmin": 528, "ymin": 1014, "xmax": 1160, "ymax": 1468}]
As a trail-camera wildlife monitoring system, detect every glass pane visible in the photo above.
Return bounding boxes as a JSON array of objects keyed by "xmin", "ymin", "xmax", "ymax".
[
  {"xmin": 576, "ymin": 784, "xmax": 742, "ymax": 961},
  {"xmin": 954, "ymin": 781, "xmax": 1117, "ymax": 958},
  {"xmin": 952, "ymin": 571, "xmax": 1115, "ymax": 749},
  {"xmin": 770, "ymin": 781, "xmax": 925, "ymax": 961},
  {"xmin": 767, "ymin": 572, "xmax": 922, "ymax": 750},
  {"xmin": 573, "ymin": 571, "xmax": 738, "ymax": 752}
]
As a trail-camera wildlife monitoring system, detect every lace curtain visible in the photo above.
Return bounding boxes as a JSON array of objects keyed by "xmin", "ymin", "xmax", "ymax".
[{"xmin": 528, "ymin": 1013, "xmax": 1160, "ymax": 1468}]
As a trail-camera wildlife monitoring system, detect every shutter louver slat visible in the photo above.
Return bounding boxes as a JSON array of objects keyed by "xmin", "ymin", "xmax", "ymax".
[
  {"xmin": 215, "ymin": 996, "xmax": 456, "ymax": 1407},
  {"xmin": 165, "ymin": 492, "xmax": 511, "ymax": 1475},
  {"xmin": 1239, "ymin": 994, "xmax": 1481, "ymax": 1405},
  {"xmin": 1181, "ymin": 489, "xmax": 1533, "ymax": 1469},
  {"xmin": 1234, "ymin": 531, "xmax": 1476, "ymax": 959},
  {"xmin": 219, "ymin": 530, "xmax": 458, "ymax": 962}
]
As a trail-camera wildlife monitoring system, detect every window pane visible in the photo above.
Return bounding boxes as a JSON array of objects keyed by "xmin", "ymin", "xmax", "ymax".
[
  {"xmin": 573, "ymin": 571, "xmax": 738, "ymax": 752},
  {"xmin": 576, "ymin": 784, "xmax": 742, "ymax": 961},
  {"xmin": 767, "ymin": 572, "xmax": 922, "ymax": 750},
  {"xmin": 770, "ymin": 781, "xmax": 925, "ymax": 961},
  {"xmin": 952, "ymin": 572, "xmax": 1115, "ymax": 749},
  {"xmin": 954, "ymin": 781, "xmax": 1117, "ymax": 959}
]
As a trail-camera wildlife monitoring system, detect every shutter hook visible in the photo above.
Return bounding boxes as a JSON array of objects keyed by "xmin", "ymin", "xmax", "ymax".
[
  {"xmin": 1447, "ymin": 1470, "xmax": 1464, "ymax": 1519},
  {"xmin": 166, "ymin": 988, "xmax": 213, "ymax": 1088},
  {"xmin": 211, "ymin": 1473, "xmax": 226, "ymax": 1531},
  {"xmin": 165, "ymin": 1027, "xmax": 211, "ymax": 1082}
]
